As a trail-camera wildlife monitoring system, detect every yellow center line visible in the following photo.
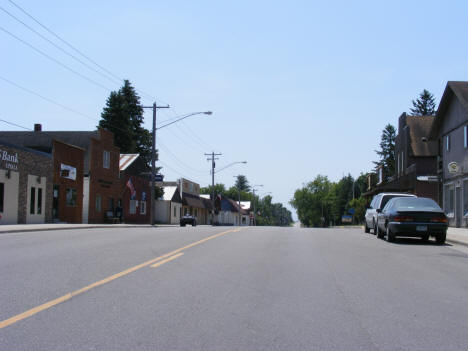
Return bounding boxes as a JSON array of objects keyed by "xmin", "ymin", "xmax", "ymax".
[
  {"xmin": 0, "ymin": 227, "xmax": 242, "ymax": 329},
  {"xmin": 150, "ymin": 252, "xmax": 183, "ymax": 268}
]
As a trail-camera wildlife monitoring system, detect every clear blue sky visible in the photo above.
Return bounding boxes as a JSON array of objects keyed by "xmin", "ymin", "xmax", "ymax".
[{"xmin": 1, "ymin": 0, "xmax": 468, "ymax": 219}]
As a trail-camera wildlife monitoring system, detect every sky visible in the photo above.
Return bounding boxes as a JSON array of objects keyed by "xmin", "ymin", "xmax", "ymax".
[{"xmin": 1, "ymin": 0, "xmax": 468, "ymax": 220}]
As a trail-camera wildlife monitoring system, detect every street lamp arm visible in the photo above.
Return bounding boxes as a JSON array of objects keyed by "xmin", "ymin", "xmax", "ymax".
[
  {"xmin": 157, "ymin": 111, "xmax": 212, "ymax": 130},
  {"xmin": 214, "ymin": 161, "xmax": 247, "ymax": 174}
]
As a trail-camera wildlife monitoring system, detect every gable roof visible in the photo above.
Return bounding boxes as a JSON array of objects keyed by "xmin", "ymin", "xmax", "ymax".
[
  {"xmin": 404, "ymin": 115, "xmax": 438, "ymax": 156},
  {"xmin": 119, "ymin": 154, "xmax": 139, "ymax": 171},
  {"xmin": 430, "ymin": 81, "xmax": 468, "ymax": 138},
  {"xmin": 161, "ymin": 186, "xmax": 182, "ymax": 203}
]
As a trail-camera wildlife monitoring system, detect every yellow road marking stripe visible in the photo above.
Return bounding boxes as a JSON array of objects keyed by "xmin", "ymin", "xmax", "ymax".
[
  {"xmin": 0, "ymin": 228, "xmax": 240, "ymax": 329},
  {"xmin": 150, "ymin": 253, "xmax": 183, "ymax": 268}
]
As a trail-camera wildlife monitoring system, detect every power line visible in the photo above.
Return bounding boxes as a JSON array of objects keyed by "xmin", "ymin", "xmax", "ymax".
[
  {"xmin": 0, "ymin": 4, "xmax": 122, "ymax": 86},
  {"xmin": 158, "ymin": 137, "xmax": 207, "ymax": 174},
  {"xmin": 7, "ymin": 0, "xmax": 158, "ymax": 103},
  {"xmin": 0, "ymin": 24, "xmax": 114, "ymax": 92},
  {"xmin": 0, "ymin": 75, "xmax": 99, "ymax": 122}
]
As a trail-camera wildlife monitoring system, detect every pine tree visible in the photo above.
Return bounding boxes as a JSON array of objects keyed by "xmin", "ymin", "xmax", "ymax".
[
  {"xmin": 99, "ymin": 80, "xmax": 154, "ymax": 167},
  {"xmin": 374, "ymin": 124, "xmax": 396, "ymax": 179},
  {"xmin": 235, "ymin": 175, "xmax": 251, "ymax": 192},
  {"xmin": 410, "ymin": 89, "xmax": 436, "ymax": 116}
]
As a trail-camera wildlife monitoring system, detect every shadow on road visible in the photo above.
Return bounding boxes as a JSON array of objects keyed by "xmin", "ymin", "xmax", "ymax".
[{"xmin": 376, "ymin": 236, "xmax": 452, "ymax": 247}]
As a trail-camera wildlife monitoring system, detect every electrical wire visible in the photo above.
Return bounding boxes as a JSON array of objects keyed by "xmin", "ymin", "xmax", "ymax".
[
  {"xmin": 157, "ymin": 137, "xmax": 208, "ymax": 174},
  {"xmin": 0, "ymin": 5, "xmax": 122, "ymax": 86},
  {"xmin": 7, "ymin": 0, "xmax": 158, "ymax": 103},
  {"xmin": 0, "ymin": 75, "xmax": 99, "ymax": 123},
  {"xmin": 0, "ymin": 24, "xmax": 114, "ymax": 92}
]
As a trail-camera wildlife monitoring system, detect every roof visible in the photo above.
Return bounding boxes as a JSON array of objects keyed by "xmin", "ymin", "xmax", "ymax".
[
  {"xmin": 430, "ymin": 81, "xmax": 468, "ymax": 138},
  {"xmin": 404, "ymin": 115, "xmax": 438, "ymax": 156},
  {"xmin": 161, "ymin": 186, "xmax": 182, "ymax": 203},
  {"xmin": 240, "ymin": 201, "xmax": 251, "ymax": 210},
  {"xmin": 0, "ymin": 140, "xmax": 52, "ymax": 158},
  {"xmin": 119, "ymin": 154, "xmax": 139, "ymax": 171},
  {"xmin": 182, "ymin": 192, "xmax": 205, "ymax": 208},
  {"xmin": 0, "ymin": 131, "xmax": 99, "ymax": 152}
]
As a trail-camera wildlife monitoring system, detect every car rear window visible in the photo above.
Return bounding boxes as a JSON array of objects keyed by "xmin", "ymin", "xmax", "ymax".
[
  {"xmin": 392, "ymin": 198, "xmax": 442, "ymax": 211},
  {"xmin": 380, "ymin": 195, "xmax": 413, "ymax": 209}
]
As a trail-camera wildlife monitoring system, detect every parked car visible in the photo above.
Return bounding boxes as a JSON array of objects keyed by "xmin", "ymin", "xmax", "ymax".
[
  {"xmin": 376, "ymin": 197, "xmax": 448, "ymax": 243},
  {"xmin": 180, "ymin": 214, "xmax": 197, "ymax": 227},
  {"xmin": 364, "ymin": 192, "xmax": 416, "ymax": 234}
]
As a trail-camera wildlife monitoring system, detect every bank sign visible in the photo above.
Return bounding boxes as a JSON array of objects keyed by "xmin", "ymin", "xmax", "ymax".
[{"xmin": 0, "ymin": 149, "xmax": 18, "ymax": 170}]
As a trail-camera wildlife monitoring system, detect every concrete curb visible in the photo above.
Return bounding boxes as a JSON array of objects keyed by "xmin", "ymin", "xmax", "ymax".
[
  {"xmin": 0, "ymin": 224, "xmax": 186, "ymax": 235},
  {"xmin": 446, "ymin": 237, "xmax": 468, "ymax": 247}
]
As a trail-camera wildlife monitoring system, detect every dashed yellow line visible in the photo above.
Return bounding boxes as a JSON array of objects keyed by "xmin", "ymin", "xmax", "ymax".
[{"xmin": 0, "ymin": 227, "xmax": 241, "ymax": 329}]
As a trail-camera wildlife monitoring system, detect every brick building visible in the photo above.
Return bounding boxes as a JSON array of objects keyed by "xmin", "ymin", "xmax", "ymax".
[
  {"xmin": 52, "ymin": 140, "xmax": 84, "ymax": 223},
  {"xmin": 119, "ymin": 154, "xmax": 150, "ymax": 223},
  {"xmin": 0, "ymin": 126, "xmax": 120, "ymax": 223},
  {"xmin": 0, "ymin": 141, "xmax": 53, "ymax": 224}
]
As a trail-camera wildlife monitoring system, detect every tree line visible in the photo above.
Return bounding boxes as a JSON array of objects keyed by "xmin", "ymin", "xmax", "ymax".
[
  {"xmin": 201, "ymin": 175, "xmax": 293, "ymax": 226},
  {"xmin": 290, "ymin": 90, "xmax": 437, "ymax": 227}
]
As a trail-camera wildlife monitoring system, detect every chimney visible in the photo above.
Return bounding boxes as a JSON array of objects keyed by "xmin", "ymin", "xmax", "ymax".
[{"xmin": 34, "ymin": 124, "xmax": 42, "ymax": 132}]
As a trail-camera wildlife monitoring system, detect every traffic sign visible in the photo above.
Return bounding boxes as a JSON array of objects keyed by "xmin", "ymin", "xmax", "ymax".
[{"xmin": 154, "ymin": 174, "xmax": 164, "ymax": 182}]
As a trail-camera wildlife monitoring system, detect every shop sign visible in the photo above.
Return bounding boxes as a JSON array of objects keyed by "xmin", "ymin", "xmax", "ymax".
[
  {"xmin": 60, "ymin": 163, "xmax": 77, "ymax": 180},
  {"xmin": 0, "ymin": 149, "xmax": 18, "ymax": 170}
]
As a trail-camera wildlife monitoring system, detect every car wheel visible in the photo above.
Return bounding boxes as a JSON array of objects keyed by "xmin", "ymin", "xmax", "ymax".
[
  {"xmin": 364, "ymin": 222, "xmax": 370, "ymax": 233},
  {"xmin": 385, "ymin": 225, "xmax": 395, "ymax": 242},
  {"xmin": 192, "ymin": 221, "xmax": 197, "ymax": 227},
  {"xmin": 421, "ymin": 235, "xmax": 429, "ymax": 242},
  {"xmin": 376, "ymin": 224, "xmax": 384, "ymax": 239},
  {"xmin": 373, "ymin": 221, "xmax": 377, "ymax": 236},
  {"xmin": 436, "ymin": 233, "xmax": 446, "ymax": 245},
  {"xmin": 180, "ymin": 224, "xmax": 185, "ymax": 227}
]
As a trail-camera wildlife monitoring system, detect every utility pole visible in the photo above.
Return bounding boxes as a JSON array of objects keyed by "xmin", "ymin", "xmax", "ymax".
[
  {"xmin": 252, "ymin": 185, "xmax": 263, "ymax": 226},
  {"xmin": 205, "ymin": 151, "xmax": 221, "ymax": 225},
  {"xmin": 143, "ymin": 102, "xmax": 170, "ymax": 226}
]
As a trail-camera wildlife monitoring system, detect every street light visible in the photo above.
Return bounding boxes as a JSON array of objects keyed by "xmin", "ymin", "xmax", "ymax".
[
  {"xmin": 252, "ymin": 184, "xmax": 263, "ymax": 226},
  {"xmin": 142, "ymin": 104, "xmax": 213, "ymax": 226}
]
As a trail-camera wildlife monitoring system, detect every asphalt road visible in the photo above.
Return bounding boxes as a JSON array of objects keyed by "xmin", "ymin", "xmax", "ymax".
[{"xmin": 1, "ymin": 226, "xmax": 468, "ymax": 350}]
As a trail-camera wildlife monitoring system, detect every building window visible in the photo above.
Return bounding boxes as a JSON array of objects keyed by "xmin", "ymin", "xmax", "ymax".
[
  {"xmin": 108, "ymin": 197, "xmax": 114, "ymax": 211},
  {"xmin": 0, "ymin": 183, "xmax": 4, "ymax": 212},
  {"xmin": 103, "ymin": 150, "xmax": 110, "ymax": 169},
  {"xmin": 30, "ymin": 187, "xmax": 36, "ymax": 214},
  {"xmin": 445, "ymin": 184, "xmax": 454, "ymax": 213},
  {"xmin": 96, "ymin": 194, "xmax": 102, "ymax": 212},
  {"xmin": 174, "ymin": 206, "xmax": 177, "ymax": 218},
  {"xmin": 397, "ymin": 153, "xmax": 400, "ymax": 175},
  {"xmin": 66, "ymin": 188, "xmax": 77, "ymax": 206},
  {"xmin": 194, "ymin": 209, "xmax": 198, "ymax": 217},
  {"xmin": 446, "ymin": 135, "xmax": 450, "ymax": 151},
  {"xmin": 37, "ymin": 188, "xmax": 42, "ymax": 214},
  {"xmin": 184, "ymin": 207, "xmax": 188, "ymax": 215},
  {"xmin": 464, "ymin": 181, "xmax": 468, "ymax": 216},
  {"xmin": 130, "ymin": 200, "xmax": 137, "ymax": 214},
  {"xmin": 180, "ymin": 207, "xmax": 182, "ymax": 218},
  {"xmin": 140, "ymin": 201, "xmax": 146, "ymax": 215}
]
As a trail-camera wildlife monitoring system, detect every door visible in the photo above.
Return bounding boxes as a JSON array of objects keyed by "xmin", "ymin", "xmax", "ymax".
[
  {"xmin": 53, "ymin": 185, "xmax": 59, "ymax": 221},
  {"xmin": 456, "ymin": 186, "xmax": 462, "ymax": 228}
]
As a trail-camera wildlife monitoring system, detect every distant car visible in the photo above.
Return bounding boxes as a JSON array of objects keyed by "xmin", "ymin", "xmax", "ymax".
[
  {"xmin": 376, "ymin": 197, "xmax": 448, "ymax": 244},
  {"xmin": 364, "ymin": 192, "xmax": 416, "ymax": 234},
  {"xmin": 180, "ymin": 215, "xmax": 197, "ymax": 227}
]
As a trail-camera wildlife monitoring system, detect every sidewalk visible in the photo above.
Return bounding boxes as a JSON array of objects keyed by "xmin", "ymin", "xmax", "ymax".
[
  {"xmin": 446, "ymin": 227, "xmax": 468, "ymax": 246},
  {"xmin": 0, "ymin": 223, "xmax": 178, "ymax": 234}
]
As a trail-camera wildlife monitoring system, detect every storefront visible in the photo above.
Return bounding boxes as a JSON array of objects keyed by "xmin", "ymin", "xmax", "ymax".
[{"xmin": 0, "ymin": 141, "xmax": 53, "ymax": 224}]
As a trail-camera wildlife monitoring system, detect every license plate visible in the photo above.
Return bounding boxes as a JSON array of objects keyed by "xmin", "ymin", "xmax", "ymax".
[{"xmin": 416, "ymin": 225, "xmax": 427, "ymax": 231}]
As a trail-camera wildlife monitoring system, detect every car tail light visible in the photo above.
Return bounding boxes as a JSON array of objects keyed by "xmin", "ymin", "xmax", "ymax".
[
  {"xmin": 430, "ymin": 217, "xmax": 448, "ymax": 223},
  {"xmin": 393, "ymin": 216, "xmax": 414, "ymax": 222}
]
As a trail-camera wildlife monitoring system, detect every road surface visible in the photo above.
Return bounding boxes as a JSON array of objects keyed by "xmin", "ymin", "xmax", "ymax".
[{"xmin": 1, "ymin": 226, "xmax": 468, "ymax": 350}]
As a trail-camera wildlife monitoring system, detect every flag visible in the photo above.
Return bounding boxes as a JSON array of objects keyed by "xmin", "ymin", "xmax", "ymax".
[{"xmin": 126, "ymin": 178, "xmax": 136, "ymax": 200}]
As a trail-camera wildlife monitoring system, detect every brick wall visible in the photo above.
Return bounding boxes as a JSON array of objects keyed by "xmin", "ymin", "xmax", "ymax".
[
  {"xmin": 88, "ymin": 129, "xmax": 121, "ymax": 223},
  {"xmin": 53, "ymin": 140, "xmax": 84, "ymax": 223}
]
